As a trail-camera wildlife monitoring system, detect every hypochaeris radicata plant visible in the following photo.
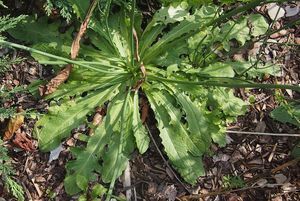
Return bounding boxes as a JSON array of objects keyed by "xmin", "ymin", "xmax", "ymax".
[{"xmin": 1, "ymin": 0, "xmax": 299, "ymax": 198}]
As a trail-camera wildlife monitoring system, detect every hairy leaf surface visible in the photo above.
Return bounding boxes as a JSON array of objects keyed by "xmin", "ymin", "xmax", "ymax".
[
  {"xmin": 146, "ymin": 88, "xmax": 205, "ymax": 184},
  {"xmin": 34, "ymin": 85, "xmax": 120, "ymax": 151}
]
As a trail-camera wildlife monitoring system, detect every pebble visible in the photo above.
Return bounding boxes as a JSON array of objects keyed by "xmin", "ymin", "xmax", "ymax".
[{"xmin": 267, "ymin": 3, "xmax": 285, "ymax": 20}]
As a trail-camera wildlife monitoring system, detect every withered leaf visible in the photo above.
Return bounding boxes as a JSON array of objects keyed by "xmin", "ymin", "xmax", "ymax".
[
  {"xmin": 3, "ymin": 114, "xmax": 24, "ymax": 141},
  {"xmin": 141, "ymin": 98, "xmax": 149, "ymax": 124},
  {"xmin": 88, "ymin": 108, "xmax": 106, "ymax": 136},
  {"xmin": 39, "ymin": 64, "xmax": 72, "ymax": 96},
  {"xmin": 39, "ymin": 0, "xmax": 98, "ymax": 96},
  {"xmin": 71, "ymin": 18, "xmax": 90, "ymax": 59},
  {"xmin": 12, "ymin": 132, "xmax": 36, "ymax": 152}
]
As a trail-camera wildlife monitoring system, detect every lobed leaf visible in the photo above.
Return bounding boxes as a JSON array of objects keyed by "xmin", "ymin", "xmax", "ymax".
[
  {"xmin": 132, "ymin": 92, "xmax": 150, "ymax": 154},
  {"xmin": 34, "ymin": 85, "xmax": 120, "ymax": 151},
  {"xmin": 146, "ymin": 87, "xmax": 205, "ymax": 184}
]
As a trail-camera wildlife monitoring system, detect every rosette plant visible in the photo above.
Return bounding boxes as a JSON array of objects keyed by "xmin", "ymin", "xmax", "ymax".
[{"xmin": 1, "ymin": 0, "xmax": 298, "ymax": 197}]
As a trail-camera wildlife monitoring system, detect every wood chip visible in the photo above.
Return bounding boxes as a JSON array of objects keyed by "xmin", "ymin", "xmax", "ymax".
[{"xmin": 274, "ymin": 174, "xmax": 287, "ymax": 184}]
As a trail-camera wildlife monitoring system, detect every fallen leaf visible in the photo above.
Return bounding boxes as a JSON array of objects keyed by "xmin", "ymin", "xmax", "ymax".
[
  {"xmin": 89, "ymin": 107, "xmax": 106, "ymax": 136},
  {"xmin": 274, "ymin": 174, "xmax": 287, "ymax": 184},
  {"xmin": 267, "ymin": 3, "xmax": 285, "ymax": 20},
  {"xmin": 256, "ymin": 178, "xmax": 268, "ymax": 187},
  {"xmin": 213, "ymin": 153, "xmax": 230, "ymax": 162},
  {"xmin": 147, "ymin": 182, "xmax": 157, "ymax": 194},
  {"xmin": 281, "ymin": 183, "xmax": 297, "ymax": 193},
  {"xmin": 39, "ymin": 64, "xmax": 72, "ymax": 96},
  {"xmin": 39, "ymin": 1, "xmax": 98, "ymax": 96},
  {"xmin": 12, "ymin": 132, "xmax": 35, "ymax": 151},
  {"xmin": 3, "ymin": 114, "xmax": 24, "ymax": 141},
  {"xmin": 71, "ymin": 0, "xmax": 97, "ymax": 59},
  {"xmin": 162, "ymin": 185, "xmax": 177, "ymax": 201},
  {"xmin": 254, "ymin": 121, "xmax": 266, "ymax": 132},
  {"xmin": 141, "ymin": 97, "xmax": 149, "ymax": 123},
  {"xmin": 271, "ymin": 196, "xmax": 283, "ymax": 201},
  {"xmin": 48, "ymin": 144, "xmax": 64, "ymax": 163},
  {"xmin": 71, "ymin": 20, "xmax": 89, "ymax": 59},
  {"xmin": 285, "ymin": 6, "xmax": 299, "ymax": 17}
]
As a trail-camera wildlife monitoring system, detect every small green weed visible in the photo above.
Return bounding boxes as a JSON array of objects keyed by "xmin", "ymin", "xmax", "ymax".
[{"xmin": 222, "ymin": 175, "xmax": 245, "ymax": 189}]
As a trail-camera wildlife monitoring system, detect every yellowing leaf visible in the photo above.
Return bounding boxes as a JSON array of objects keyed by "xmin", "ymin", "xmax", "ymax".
[{"xmin": 3, "ymin": 114, "xmax": 24, "ymax": 141}]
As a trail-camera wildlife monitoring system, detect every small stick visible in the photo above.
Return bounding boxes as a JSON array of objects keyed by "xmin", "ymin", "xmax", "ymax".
[
  {"xmin": 271, "ymin": 157, "xmax": 300, "ymax": 174},
  {"xmin": 226, "ymin": 130, "xmax": 300, "ymax": 137},
  {"xmin": 268, "ymin": 143, "xmax": 278, "ymax": 162},
  {"xmin": 180, "ymin": 184, "xmax": 285, "ymax": 200}
]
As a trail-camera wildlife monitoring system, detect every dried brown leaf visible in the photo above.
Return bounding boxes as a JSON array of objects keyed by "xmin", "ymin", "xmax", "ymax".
[
  {"xmin": 39, "ymin": 1, "xmax": 98, "ymax": 96},
  {"xmin": 3, "ymin": 114, "xmax": 24, "ymax": 141},
  {"xmin": 71, "ymin": 19, "xmax": 90, "ymax": 59},
  {"xmin": 39, "ymin": 64, "xmax": 72, "ymax": 96},
  {"xmin": 141, "ymin": 98, "xmax": 149, "ymax": 124},
  {"xmin": 12, "ymin": 132, "xmax": 35, "ymax": 151},
  {"xmin": 71, "ymin": 0, "xmax": 98, "ymax": 59}
]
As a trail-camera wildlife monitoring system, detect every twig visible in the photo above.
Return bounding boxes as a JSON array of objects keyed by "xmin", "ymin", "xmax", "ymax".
[
  {"xmin": 123, "ymin": 163, "xmax": 132, "ymax": 201},
  {"xmin": 268, "ymin": 143, "xmax": 278, "ymax": 162},
  {"xmin": 226, "ymin": 130, "xmax": 300, "ymax": 137},
  {"xmin": 271, "ymin": 157, "xmax": 300, "ymax": 174},
  {"xmin": 145, "ymin": 125, "xmax": 192, "ymax": 194},
  {"xmin": 180, "ymin": 184, "xmax": 285, "ymax": 200}
]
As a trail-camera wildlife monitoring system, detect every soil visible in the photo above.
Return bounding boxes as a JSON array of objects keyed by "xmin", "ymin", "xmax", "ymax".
[{"xmin": 0, "ymin": 1, "xmax": 299, "ymax": 201}]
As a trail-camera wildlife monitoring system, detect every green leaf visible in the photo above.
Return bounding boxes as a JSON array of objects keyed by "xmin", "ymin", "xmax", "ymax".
[
  {"xmin": 152, "ymin": 4, "xmax": 189, "ymax": 25},
  {"xmin": 67, "ymin": 0, "xmax": 89, "ymax": 19},
  {"xmin": 142, "ymin": 5, "xmax": 218, "ymax": 63},
  {"xmin": 292, "ymin": 142, "xmax": 300, "ymax": 158},
  {"xmin": 45, "ymin": 68, "xmax": 128, "ymax": 100},
  {"xmin": 270, "ymin": 104, "xmax": 300, "ymax": 127},
  {"xmin": 132, "ymin": 92, "xmax": 150, "ymax": 154},
  {"xmin": 8, "ymin": 17, "xmax": 72, "ymax": 45},
  {"xmin": 166, "ymin": 86, "xmax": 216, "ymax": 152},
  {"xmin": 64, "ymin": 87, "xmax": 135, "ymax": 194},
  {"xmin": 219, "ymin": 18, "xmax": 250, "ymax": 51},
  {"xmin": 102, "ymin": 91, "xmax": 135, "ymax": 183},
  {"xmin": 201, "ymin": 62, "xmax": 235, "ymax": 78},
  {"xmin": 249, "ymin": 14, "xmax": 269, "ymax": 37},
  {"xmin": 76, "ymin": 174, "xmax": 88, "ymax": 191},
  {"xmin": 91, "ymin": 184, "xmax": 107, "ymax": 199},
  {"xmin": 34, "ymin": 85, "xmax": 120, "ymax": 151},
  {"xmin": 208, "ymin": 88, "xmax": 248, "ymax": 118},
  {"xmin": 64, "ymin": 89, "xmax": 123, "ymax": 195},
  {"xmin": 146, "ymin": 87, "xmax": 205, "ymax": 184},
  {"xmin": 229, "ymin": 61, "xmax": 281, "ymax": 79}
]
